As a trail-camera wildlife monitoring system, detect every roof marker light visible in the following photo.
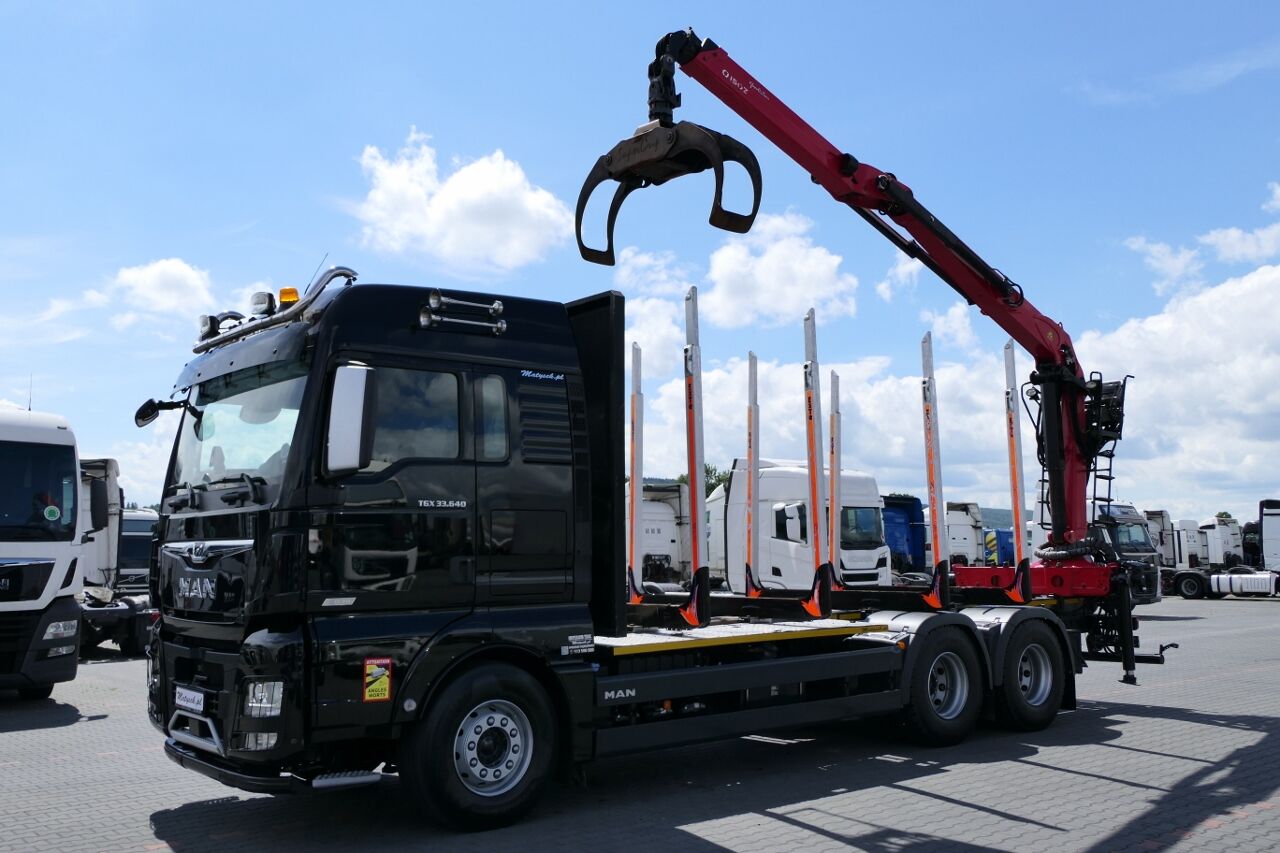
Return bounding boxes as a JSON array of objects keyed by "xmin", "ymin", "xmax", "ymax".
[{"xmin": 279, "ymin": 287, "xmax": 300, "ymax": 305}]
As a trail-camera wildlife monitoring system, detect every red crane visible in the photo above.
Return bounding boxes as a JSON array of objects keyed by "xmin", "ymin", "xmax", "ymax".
[{"xmin": 576, "ymin": 29, "xmax": 1163, "ymax": 682}]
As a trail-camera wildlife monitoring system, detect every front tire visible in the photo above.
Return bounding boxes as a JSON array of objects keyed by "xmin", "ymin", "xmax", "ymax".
[
  {"xmin": 400, "ymin": 663, "xmax": 556, "ymax": 831},
  {"xmin": 901, "ymin": 627, "xmax": 982, "ymax": 746},
  {"xmin": 18, "ymin": 685, "xmax": 54, "ymax": 701},
  {"xmin": 1177, "ymin": 574, "xmax": 1205, "ymax": 599},
  {"xmin": 994, "ymin": 621, "xmax": 1065, "ymax": 731}
]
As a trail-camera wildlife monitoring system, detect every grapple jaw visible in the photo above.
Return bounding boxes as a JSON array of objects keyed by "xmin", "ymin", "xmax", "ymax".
[{"xmin": 575, "ymin": 119, "xmax": 762, "ymax": 266}]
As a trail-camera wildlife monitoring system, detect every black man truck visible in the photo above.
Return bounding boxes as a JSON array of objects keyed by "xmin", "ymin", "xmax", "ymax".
[{"xmin": 138, "ymin": 269, "xmax": 1168, "ymax": 830}]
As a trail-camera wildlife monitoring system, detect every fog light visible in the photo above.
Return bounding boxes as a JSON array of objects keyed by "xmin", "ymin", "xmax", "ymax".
[
  {"xmin": 238, "ymin": 732, "xmax": 278, "ymax": 751},
  {"xmin": 244, "ymin": 680, "xmax": 284, "ymax": 717},
  {"xmin": 43, "ymin": 620, "xmax": 78, "ymax": 640},
  {"xmin": 47, "ymin": 645, "xmax": 76, "ymax": 657}
]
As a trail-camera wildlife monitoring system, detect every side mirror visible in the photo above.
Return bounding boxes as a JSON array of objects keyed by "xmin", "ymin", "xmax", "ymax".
[
  {"xmin": 89, "ymin": 478, "xmax": 109, "ymax": 532},
  {"xmin": 325, "ymin": 365, "xmax": 377, "ymax": 477},
  {"xmin": 135, "ymin": 399, "xmax": 161, "ymax": 427},
  {"xmin": 783, "ymin": 503, "xmax": 805, "ymax": 544}
]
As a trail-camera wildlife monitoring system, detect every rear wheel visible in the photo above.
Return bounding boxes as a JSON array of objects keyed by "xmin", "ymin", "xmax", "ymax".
[
  {"xmin": 994, "ymin": 621, "xmax": 1065, "ymax": 731},
  {"xmin": 901, "ymin": 627, "xmax": 982, "ymax": 746},
  {"xmin": 1177, "ymin": 574, "xmax": 1205, "ymax": 599},
  {"xmin": 400, "ymin": 663, "xmax": 556, "ymax": 831},
  {"xmin": 17, "ymin": 685, "xmax": 54, "ymax": 701}
]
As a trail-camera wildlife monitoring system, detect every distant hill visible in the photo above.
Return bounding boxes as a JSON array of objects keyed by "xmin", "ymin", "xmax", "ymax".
[{"xmin": 980, "ymin": 508, "xmax": 1013, "ymax": 529}]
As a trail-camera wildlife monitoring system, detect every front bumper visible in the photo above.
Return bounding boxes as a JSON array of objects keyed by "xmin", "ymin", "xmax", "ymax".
[
  {"xmin": 0, "ymin": 596, "xmax": 80, "ymax": 689},
  {"xmin": 164, "ymin": 739, "xmax": 299, "ymax": 793}
]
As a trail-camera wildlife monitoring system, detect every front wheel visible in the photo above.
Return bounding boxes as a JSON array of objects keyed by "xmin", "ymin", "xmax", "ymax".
[
  {"xmin": 994, "ymin": 621, "xmax": 1065, "ymax": 731},
  {"xmin": 400, "ymin": 663, "xmax": 556, "ymax": 831},
  {"xmin": 901, "ymin": 627, "xmax": 982, "ymax": 746},
  {"xmin": 17, "ymin": 685, "xmax": 54, "ymax": 701},
  {"xmin": 1177, "ymin": 574, "xmax": 1206, "ymax": 599}
]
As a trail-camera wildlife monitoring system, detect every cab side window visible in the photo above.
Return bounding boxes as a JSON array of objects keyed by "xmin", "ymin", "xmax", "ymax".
[
  {"xmin": 476, "ymin": 375, "xmax": 509, "ymax": 462},
  {"xmin": 363, "ymin": 368, "xmax": 460, "ymax": 471}
]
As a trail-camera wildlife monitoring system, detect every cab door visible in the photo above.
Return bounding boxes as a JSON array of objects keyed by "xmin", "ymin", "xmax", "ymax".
[{"xmin": 323, "ymin": 360, "xmax": 477, "ymax": 612}]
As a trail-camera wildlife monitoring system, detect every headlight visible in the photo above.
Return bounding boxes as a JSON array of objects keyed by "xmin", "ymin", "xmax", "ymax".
[
  {"xmin": 43, "ymin": 620, "xmax": 79, "ymax": 640},
  {"xmin": 243, "ymin": 680, "xmax": 284, "ymax": 718}
]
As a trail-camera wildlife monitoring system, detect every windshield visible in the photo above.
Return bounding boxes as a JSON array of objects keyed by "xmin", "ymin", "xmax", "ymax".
[
  {"xmin": 0, "ymin": 440, "xmax": 78, "ymax": 542},
  {"xmin": 840, "ymin": 506, "xmax": 885, "ymax": 549},
  {"xmin": 120, "ymin": 535, "xmax": 152, "ymax": 569},
  {"xmin": 170, "ymin": 358, "xmax": 309, "ymax": 505},
  {"xmin": 1112, "ymin": 521, "xmax": 1154, "ymax": 553}
]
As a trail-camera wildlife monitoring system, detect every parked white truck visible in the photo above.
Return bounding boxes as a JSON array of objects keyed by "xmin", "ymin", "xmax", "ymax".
[
  {"xmin": 77, "ymin": 458, "xmax": 157, "ymax": 656},
  {"xmin": 923, "ymin": 502, "xmax": 984, "ymax": 567},
  {"xmin": 0, "ymin": 408, "xmax": 106, "ymax": 699},
  {"xmin": 708, "ymin": 458, "xmax": 892, "ymax": 592},
  {"xmin": 1166, "ymin": 508, "xmax": 1278, "ymax": 599},
  {"xmin": 1144, "ymin": 510, "xmax": 1175, "ymax": 568},
  {"xmin": 623, "ymin": 481, "xmax": 691, "ymax": 587}
]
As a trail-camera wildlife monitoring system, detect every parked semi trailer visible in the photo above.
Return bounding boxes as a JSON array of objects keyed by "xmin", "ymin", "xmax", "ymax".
[{"xmin": 138, "ymin": 28, "xmax": 1168, "ymax": 830}]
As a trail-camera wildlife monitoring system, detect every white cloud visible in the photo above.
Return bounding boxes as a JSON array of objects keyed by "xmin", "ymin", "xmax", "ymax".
[
  {"xmin": 1197, "ymin": 222, "xmax": 1280, "ymax": 264},
  {"xmin": 1123, "ymin": 236, "xmax": 1203, "ymax": 295},
  {"xmin": 614, "ymin": 247, "xmax": 692, "ymax": 297},
  {"xmin": 1076, "ymin": 262, "xmax": 1280, "ymax": 520},
  {"xmin": 920, "ymin": 302, "xmax": 979, "ymax": 353},
  {"xmin": 701, "ymin": 212, "xmax": 858, "ymax": 328},
  {"xmin": 355, "ymin": 127, "xmax": 572, "ymax": 275},
  {"xmin": 1263, "ymin": 182, "xmax": 1280, "ymax": 214},
  {"xmin": 110, "ymin": 312, "xmax": 140, "ymax": 331},
  {"xmin": 0, "ymin": 398, "xmax": 24, "ymax": 411},
  {"xmin": 112, "ymin": 258, "xmax": 215, "ymax": 313},
  {"xmin": 625, "ymin": 297, "xmax": 685, "ymax": 379},
  {"xmin": 875, "ymin": 253, "xmax": 925, "ymax": 302}
]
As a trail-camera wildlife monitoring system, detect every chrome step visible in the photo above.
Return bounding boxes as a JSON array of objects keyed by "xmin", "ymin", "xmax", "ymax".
[{"xmin": 310, "ymin": 770, "xmax": 384, "ymax": 790}]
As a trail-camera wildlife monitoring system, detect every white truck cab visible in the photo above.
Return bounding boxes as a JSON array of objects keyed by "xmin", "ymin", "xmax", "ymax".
[
  {"xmin": 709, "ymin": 458, "xmax": 891, "ymax": 592},
  {"xmin": 0, "ymin": 408, "xmax": 104, "ymax": 698}
]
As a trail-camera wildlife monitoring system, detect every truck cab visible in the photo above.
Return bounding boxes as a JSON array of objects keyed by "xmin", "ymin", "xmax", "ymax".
[
  {"xmin": 708, "ymin": 459, "xmax": 892, "ymax": 591},
  {"xmin": 1091, "ymin": 502, "xmax": 1161, "ymax": 605},
  {"xmin": 0, "ymin": 408, "xmax": 100, "ymax": 699}
]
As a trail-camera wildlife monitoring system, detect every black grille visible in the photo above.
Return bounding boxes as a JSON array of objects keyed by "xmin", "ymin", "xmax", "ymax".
[{"xmin": 0, "ymin": 611, "xmax": 37, "ymax": 672}]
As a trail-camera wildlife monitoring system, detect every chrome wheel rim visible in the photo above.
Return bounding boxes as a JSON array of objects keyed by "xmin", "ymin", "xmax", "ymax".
[
  {"xmin": 453, "ymin": 699, "xmax": 532, "ymax": 797},
  {"xmin": 1017, "ymin": 643, "xmax": 1053, "ymax": 707},
  {"xmin": 927, "ymin": 651, "xmax": 969, "ymax": 720}
]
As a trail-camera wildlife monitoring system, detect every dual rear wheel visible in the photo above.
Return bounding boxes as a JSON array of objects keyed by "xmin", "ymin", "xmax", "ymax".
[{"xmin": 902, "ymin": 621, "xmax": 1065, "ymax": 744}]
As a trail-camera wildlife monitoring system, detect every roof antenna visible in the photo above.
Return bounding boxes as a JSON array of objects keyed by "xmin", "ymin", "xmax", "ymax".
[
  {"xmin": 305, "ymin": 252, "xmax": 330, "ymax": 293},
  {"xmin": 27, "ymin": 373, "xmax": 32, "ymax": 411}
]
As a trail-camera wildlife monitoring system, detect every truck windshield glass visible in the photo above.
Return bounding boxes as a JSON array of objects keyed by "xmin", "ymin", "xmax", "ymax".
[
  {"xmin": 840, "ymin": 507, "xmax": 884, "ymax": 549},
  {"xmin": 0, "ymin": 441, "xmax": 78, "ymax": 542},
  {"xmin": 171, "ymin": 359, "xmax": 309, "ymax": 503},
  {"xmin": 1112, "ymin": 522, "xmax": 1154, "ymax": 553}
]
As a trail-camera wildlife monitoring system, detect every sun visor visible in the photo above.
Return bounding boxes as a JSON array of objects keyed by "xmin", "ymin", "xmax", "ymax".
[{"xmin": 173, "ymin": 323, "xmax": 308, "ymax": 393}]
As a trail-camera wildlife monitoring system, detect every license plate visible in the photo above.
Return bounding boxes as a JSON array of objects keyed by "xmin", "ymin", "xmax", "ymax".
[{"xmin": 175, "ymin": 686, "xmax": 205, "ymax": 713}]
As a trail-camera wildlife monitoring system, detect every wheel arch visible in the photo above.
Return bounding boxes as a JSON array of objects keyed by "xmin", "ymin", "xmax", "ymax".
[
  {"xmin": 959, "ymin": 606, "xmax": 1077, "ymax": 711},
  {"xmin": 881, "ymin": 611, "xmax": 994, "ymax": 704},
  {"xmin": 399, "ymin": 642, "xmax": 577, "ymax": 771}
]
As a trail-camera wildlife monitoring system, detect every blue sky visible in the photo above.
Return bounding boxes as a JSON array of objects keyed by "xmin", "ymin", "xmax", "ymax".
[{"xmin": 2, "ymin": 3, "xmax": 1279, "ymax": 521}]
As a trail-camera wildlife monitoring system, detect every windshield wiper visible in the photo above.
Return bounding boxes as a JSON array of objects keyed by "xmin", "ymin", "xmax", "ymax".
[
  {"xmin": 205, "ymin": 474, "xmax": 267, "ymax": 506},
  {"xmin": 165, "ymin": 482, "xmax": 201, "ymax": 511}
]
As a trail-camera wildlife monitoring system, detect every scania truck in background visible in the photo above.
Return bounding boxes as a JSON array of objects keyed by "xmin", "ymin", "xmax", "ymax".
[
  {"xmin": 77, "ymin": 456, "xmax": 157, "ymax": 656},
  {"xmin": 708, "ymin": 459, "xmax": 892, "ymax": 592},
  {"xmin": 1165, "ymin": 510, "xmax": 1277, "ymax": 599},
  {"xmin": 0, "ymin": 408, "xmax": 106, "ymax": 699}
]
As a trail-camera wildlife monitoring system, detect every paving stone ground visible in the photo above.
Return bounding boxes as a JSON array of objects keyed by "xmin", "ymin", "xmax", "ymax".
[{"xmin": 2, "ymin": 596, "xmax": 1278, "ymax": 852}]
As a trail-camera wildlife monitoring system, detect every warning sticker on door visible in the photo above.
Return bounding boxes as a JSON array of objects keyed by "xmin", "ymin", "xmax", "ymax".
[{"xmin": 363, "ymin": 657, "xmax": 392, "ymax": 703}]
